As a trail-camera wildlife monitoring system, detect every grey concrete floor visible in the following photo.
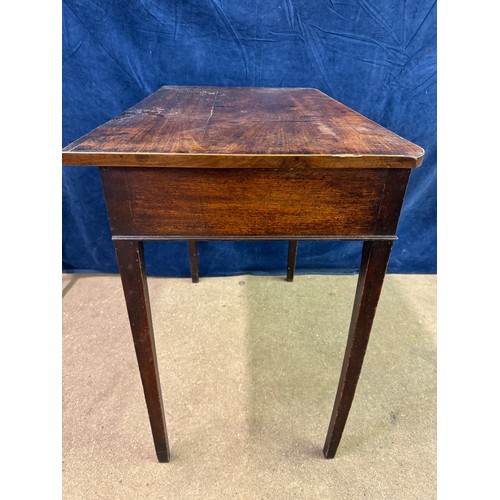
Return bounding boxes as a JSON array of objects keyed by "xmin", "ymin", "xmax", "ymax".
[{"xmin": 62, "ymin": 273, "xmax": 436, "ymax": 499}]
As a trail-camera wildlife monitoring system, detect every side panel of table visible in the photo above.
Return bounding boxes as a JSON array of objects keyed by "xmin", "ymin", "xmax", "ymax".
[{"xmin": 100, "ymin": 167, "xmax": 409, "ymax": 239}]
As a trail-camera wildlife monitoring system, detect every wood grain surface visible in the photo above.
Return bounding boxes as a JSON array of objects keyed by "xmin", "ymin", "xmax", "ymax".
[
  {"xmin": 63, "ymin": 86, "xmax": 424, "ymax": 169},
  {"xmin": 65, "ymin": 85, "xmax": 421, "ymax": 463},
  {"xmin": 100, "ymin": 167, "xmax": 409, "ymax": 238}
]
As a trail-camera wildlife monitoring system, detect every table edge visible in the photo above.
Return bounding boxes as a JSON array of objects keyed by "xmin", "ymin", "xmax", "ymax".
[
  {"xmin": 62, "ymin": 151, "xmax": 423, "ymax": 168},
  {"xmin": 111, "ymin": 235, "xmax": 399, "ymax": 241}
]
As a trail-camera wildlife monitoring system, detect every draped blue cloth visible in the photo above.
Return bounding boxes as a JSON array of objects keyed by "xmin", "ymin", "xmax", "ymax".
[{"xmin": 63, "ymin": 0, "xmax": 436, "ymax": 275}]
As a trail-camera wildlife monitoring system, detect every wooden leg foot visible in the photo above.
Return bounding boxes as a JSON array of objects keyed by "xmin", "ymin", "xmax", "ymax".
[
  {"xmin": 286, "ymin": 240, "xmax": 298, "ymax": 282},
  {"xmin": 114, "ymin": 240, "xmax": 170, "ymax": 463},
  {"xmin": 189, "ymin": 240, "xmax": 200, "ymax": 283},
  {"xmin": 323, "ymin": 240, "xmax": 393, "ymax": 459}
]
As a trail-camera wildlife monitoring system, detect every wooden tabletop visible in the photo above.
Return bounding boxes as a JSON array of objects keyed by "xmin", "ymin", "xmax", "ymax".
[{"xmin": 62, "ymin": 86, "xmax": 424, "ymax": 169}]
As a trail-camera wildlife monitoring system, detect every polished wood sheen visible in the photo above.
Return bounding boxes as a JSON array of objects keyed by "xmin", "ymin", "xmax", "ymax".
[
  {"xmin": 100, "ymin": 167, "xmax": 409, "ymax": 239},
  {"xmin": 62, "ymin": 86, "xmax": 424, "ymax": 169},
  {"xmin": 62, "ymin": 85, "xmax": 424, "ymax": 463}
]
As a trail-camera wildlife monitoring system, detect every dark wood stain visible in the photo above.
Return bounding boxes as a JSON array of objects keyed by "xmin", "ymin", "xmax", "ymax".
[
  {"xmin": 188, "ymin": 240, "xmax": 200, "ymax": 283},
  {"xmin": 323, "ymin": 240, "xmax": 393, "ymax": 459},
  {"xmin": 113, "ymin": 240, "xmax": 170, "ymax": 462},
  {"xmin": 287, "ymin": 241, "xmax": 298, "ymax": 282},
  {"xmin": 100, "ymin": 167, "xmax": 408, "ymax": 238},
  {"xmin": 62, "ymin": 86, "xmax": 424, "ymax": 169},
  {"xmin": 64, "ymin": 85, "xmax": 425, "ymax": 462}
]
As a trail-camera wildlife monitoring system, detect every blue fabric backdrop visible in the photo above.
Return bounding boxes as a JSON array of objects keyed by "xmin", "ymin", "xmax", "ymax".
[{"xmin": 62, "ymin": 0, "xmax": 436, "ymax": 276}]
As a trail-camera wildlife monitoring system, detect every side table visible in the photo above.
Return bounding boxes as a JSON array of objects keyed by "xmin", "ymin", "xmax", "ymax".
[{"xmin": 62, "ymin": 86, "xmax": 424, "ymax": 462}]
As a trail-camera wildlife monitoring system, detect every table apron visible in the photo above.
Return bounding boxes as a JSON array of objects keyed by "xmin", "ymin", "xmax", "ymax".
[{"xmin": 100, "ymin": 167, "xmax": 410, "ymax": 239}]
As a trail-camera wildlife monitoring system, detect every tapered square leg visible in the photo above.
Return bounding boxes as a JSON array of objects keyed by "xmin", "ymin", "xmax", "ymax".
[
  {"xmin": 286, "ymin": 240, "xmax": 298, "ymax": 282},
  {"xmin": 114, "ymin": 240, "xmax": 170, "ymax": 463},
  {"xmin": 323, "ymin": 240, "xmax": 393, "ymax": 459},
  {"xmin": 189, "ymin": 240, "xmax": 200, "ymax": 283}
]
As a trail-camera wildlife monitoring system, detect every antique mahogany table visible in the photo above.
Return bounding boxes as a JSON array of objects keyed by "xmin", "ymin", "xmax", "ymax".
[{"xmin": 62, "ymin": 86, "xmax": 424, "ymax": 463}]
